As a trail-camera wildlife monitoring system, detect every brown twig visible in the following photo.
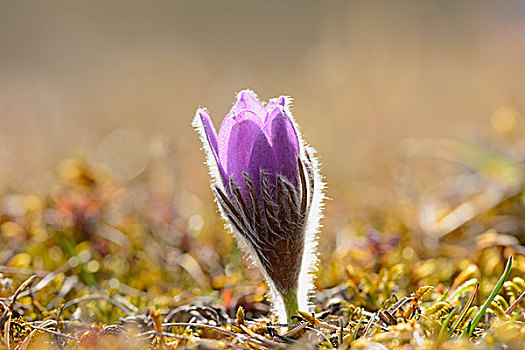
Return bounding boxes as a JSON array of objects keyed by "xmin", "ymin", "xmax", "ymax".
[
  {"xmin": 57, "ymin": 294, "xmax": 134, "ymax": 321},
  {"xmin": 162, "ymin": 322, "xmax": 237, "ymax": 337}
]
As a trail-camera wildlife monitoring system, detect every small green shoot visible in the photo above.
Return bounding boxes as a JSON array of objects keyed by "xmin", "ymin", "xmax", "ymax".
[
  {"xmin": 448, "ymin": 281, "xmax": 479, "ymax": 337},
  {"xmin": 468, "ymin": 256, "xmax": 513, "ymax": 336},
  {"xmin": 439, "ymin": 306, "xmax": 459, "ymax": 340}
]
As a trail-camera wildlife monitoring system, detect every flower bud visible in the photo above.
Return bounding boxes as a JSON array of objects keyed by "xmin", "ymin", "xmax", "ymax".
[{"xmin": 193, "ymin": 90, "xmax": 324, "ymax": 323}]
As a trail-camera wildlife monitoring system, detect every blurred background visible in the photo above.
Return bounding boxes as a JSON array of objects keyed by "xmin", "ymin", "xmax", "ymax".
[
  {"xmin": 1, "ymin": 0, "xmax": 524, "ymax": 192},
  {"xmin": 1, "ymin": 0, "xmax": 525, "ymax": 292}
]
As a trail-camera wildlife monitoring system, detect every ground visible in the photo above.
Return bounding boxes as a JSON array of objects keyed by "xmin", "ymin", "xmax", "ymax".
[{"xmin": 0, "ymin": 147, "xmax": 524, "ymax": 349}]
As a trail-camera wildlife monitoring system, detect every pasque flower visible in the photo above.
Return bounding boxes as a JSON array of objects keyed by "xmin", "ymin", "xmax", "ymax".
[{"xmin": 193, "ymin": 90, "xmax": 324, "ymax": 323}]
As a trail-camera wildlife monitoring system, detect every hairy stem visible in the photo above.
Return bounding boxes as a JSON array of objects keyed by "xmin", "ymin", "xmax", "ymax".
[{"xmin": 282, "ymin": 288, "xmax": 299, "ymax": 324}]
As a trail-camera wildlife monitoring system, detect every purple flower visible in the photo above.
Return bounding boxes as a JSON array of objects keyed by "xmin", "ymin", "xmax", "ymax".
[{"xmin": 193, "ymin": 90, "xmax": 324, "ymax": 323}]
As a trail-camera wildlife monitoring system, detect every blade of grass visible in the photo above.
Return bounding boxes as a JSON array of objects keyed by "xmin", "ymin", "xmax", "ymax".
[
  {"xmin": 504, "ymin": 290, "xmax": 525, "ymax": 316},
  {"xmin": 338, "ymin": 318, "xmax": 344, "ymax": 346},
  {"xmin": 468, "ymin": 256, "xmax": 513, "ymax": 336},
  {"xmin": 352, "ymin": 316, "xmax": 364, "ymax": 341},
  {"xmin": 460, "ymin": 320, "xmax": 472, "ymax": 338},
  {"xmin": 448, "ymin": 281, "xmax": 479, "ymax": 337},
  {"xmin": 439, "ymin": 306, "xmax": 459, "ymax": 340}
]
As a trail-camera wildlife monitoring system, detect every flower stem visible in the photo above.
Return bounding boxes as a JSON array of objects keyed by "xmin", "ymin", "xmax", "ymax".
[{"xmin": 282, "ymin": 288, "xmax": 299, "ymax": 323}]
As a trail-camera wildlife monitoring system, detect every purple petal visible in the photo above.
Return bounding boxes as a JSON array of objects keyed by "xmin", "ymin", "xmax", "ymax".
[
  {"xmin": 230, "ymin": 90, "xmax": 266, "ymax": 119},
  {"xmin": 264, "ymin": 96, "xmax": 286, "ymax": 123},
  {"xmin": 218, "ymin": 110, "xmax": 264, "ymax": 188},
  {"xmin": 248, "ymin": 132, "xmax": 278, "ymax": 197},
  {"xmin": 264, "ymin": 106, "xmax": 300, "ymax": 185},
  {"xmin": 196, "ymin": 109, "xmax": 228, "ymax": 185},
  {"xmin": 197, "ymin": 109, "xmax": 219, "ymax": 155}
]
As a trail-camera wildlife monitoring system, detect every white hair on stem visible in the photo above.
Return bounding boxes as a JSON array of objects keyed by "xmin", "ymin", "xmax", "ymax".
[{"xmin": 279, "ymin": 96, "xmax": 326, "ymax": 313}]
